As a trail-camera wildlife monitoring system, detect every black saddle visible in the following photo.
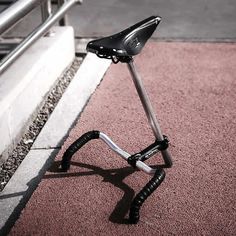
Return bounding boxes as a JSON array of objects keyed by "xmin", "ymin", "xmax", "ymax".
[{"xmin": 86, "ymin": 16, "xmax": 161, "ymax": 62}]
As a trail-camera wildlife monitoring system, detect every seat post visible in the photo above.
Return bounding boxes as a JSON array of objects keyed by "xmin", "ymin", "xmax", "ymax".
[{"xmin": 127, "ymin": 59, "xmax": 172, "ymax": 167}]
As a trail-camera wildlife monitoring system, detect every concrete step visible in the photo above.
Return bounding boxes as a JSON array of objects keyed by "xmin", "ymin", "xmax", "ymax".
[{"xmin": 0, "ymin": 26, "xmax": 75, "ymax": 164}]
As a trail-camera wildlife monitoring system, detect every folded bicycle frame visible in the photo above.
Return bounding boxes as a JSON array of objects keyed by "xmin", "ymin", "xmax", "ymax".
[{"xmin": 61, "ymin": 16, "xmax": 173, "ymax": 224}]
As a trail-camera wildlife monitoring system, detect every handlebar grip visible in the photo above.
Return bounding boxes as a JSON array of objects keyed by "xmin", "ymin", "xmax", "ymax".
[
  {"xmin": 129, "ymin": 167, "xmax": 165, "ymax": 224},
  {"xmin": 61, "ymin": 131, "xmax": 100, "ymax": 171}
]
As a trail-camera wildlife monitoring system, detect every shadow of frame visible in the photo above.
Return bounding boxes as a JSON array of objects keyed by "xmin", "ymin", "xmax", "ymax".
[{"xmin": 46, "ymin": 160, "xmax": 137, "ymax": 224}]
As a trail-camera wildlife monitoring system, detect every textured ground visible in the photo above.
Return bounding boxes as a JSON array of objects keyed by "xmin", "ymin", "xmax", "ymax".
[{"xmin": 10, "ymin": 42, "xmax": 236, "ymax": 235}]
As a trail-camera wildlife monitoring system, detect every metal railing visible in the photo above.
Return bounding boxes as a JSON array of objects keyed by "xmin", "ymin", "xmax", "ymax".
[
  {"xmin": 0, "ymin": 0, "xmax": 82, "ymax": 74},
  {"xmin": 0, "ymin": 0, "xmax": 44, "ymax": 35}
]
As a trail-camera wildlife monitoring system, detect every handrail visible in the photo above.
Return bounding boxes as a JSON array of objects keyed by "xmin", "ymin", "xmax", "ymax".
[
  {"xmin": 0, "ymin": 0, "xmax": 82, "ymax": 74},
  {"xmin": 0, "ymin": 0, "xmax": 45, "ymax": 36}
]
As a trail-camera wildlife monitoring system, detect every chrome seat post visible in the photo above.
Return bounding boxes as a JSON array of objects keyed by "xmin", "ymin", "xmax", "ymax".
[{"xmin": 127, "ymin": 59, "xmax": 172, "ymax": 167}]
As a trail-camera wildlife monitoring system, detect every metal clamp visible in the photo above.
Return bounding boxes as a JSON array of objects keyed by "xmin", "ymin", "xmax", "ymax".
[{"xmin": 127, "ymin": 135, "xmax": 169, "ymax": 168}]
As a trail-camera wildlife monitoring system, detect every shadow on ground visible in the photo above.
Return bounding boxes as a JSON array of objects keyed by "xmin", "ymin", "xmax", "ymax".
[{"xmin": 47, "ymin": 160, "xmax": 139, "ymax": 224}]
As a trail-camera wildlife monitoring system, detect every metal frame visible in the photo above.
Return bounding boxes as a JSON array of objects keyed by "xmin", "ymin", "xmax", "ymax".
[{"xmin": 98, "ymin": 60, "xmax": 173, "ymax": 172}]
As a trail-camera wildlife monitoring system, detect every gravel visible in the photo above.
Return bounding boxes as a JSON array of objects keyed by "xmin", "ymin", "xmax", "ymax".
[{"xmin": 0, "ymin": 57, "xmax": 82, "ymax": 192}]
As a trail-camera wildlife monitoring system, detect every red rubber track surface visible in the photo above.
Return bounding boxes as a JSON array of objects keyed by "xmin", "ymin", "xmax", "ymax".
[{"xmin": 10, "ymin": 42, "xmax": 236, "ymax": 236}]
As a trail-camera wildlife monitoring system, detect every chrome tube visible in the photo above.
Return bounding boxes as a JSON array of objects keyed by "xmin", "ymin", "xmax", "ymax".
[
  {"xmin": 57, "ymin": 0, "xmax": 67, "ymax": 26},
  {"xmin": 0, "ymin": 0, "xmax": 80, "ymax": 74},
  {"xmin": 99, "ymin": 132, "xmax": 130, "ymax": 160},
  {"xmin": 0, "ymin": 0, "xmax": 44, "ymax": 36},
  {"xmin": 99, "ymin": 132, "xmax": 156, "ymax": 175},
  {"xmin": 127, "ymin": 60, "xmax": 163, "ymax": 139},
  {"xmin": 127, "ymin": 60, "xmax": 173, "ymax": 166},
  {"xmin": 41, "ymin": 0, "xmax": 52, "ymax": 22}
]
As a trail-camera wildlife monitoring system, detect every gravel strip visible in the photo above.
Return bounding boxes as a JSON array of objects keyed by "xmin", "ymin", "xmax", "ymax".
[{"xmin": 0, "ymin": 57, "xmax": 82, "ymax": 192}]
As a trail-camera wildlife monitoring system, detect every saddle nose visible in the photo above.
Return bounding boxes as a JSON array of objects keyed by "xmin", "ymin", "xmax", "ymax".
[{"xmin": 86, "ymin": 16, "xmax": 161, "ymax": 59}]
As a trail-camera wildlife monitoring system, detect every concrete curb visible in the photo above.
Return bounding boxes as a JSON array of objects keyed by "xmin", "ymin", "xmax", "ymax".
[
  {"xmin": 0, "ymin": 53, "xmax": 111, "ymax": 235},
  {"xmin": 0, "ymin": 26, "xmax": 75, "ymax": 164}
]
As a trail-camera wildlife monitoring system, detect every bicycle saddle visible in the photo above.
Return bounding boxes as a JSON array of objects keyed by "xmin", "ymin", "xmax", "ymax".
[{"xmin": 86, "ymin": 16, "xmax": 161, "ymax": 60}]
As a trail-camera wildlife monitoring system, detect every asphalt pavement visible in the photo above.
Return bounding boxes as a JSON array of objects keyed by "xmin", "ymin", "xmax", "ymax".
[{"xmin": 2, "ymin": 0, "xmax": 236, "ymax": 41}]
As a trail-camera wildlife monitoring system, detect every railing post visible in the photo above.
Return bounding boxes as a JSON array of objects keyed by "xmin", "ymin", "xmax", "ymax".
[
  {"xmin": 41, "ymin": 0, "xmax": 52, "ymax": 22},
  {"xmin": 57, "ymin": 0, "xmax": 68, "ymax": 26}
]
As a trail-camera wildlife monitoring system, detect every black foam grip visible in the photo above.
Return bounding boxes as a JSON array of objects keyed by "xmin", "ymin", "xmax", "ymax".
[
  {"xmin": 61, "ymin": 131, "xmax": 100, "ymax": 171},
  {"xmin": 129, "ymin": 167, "xmax": 165, "ymax": 224}
]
